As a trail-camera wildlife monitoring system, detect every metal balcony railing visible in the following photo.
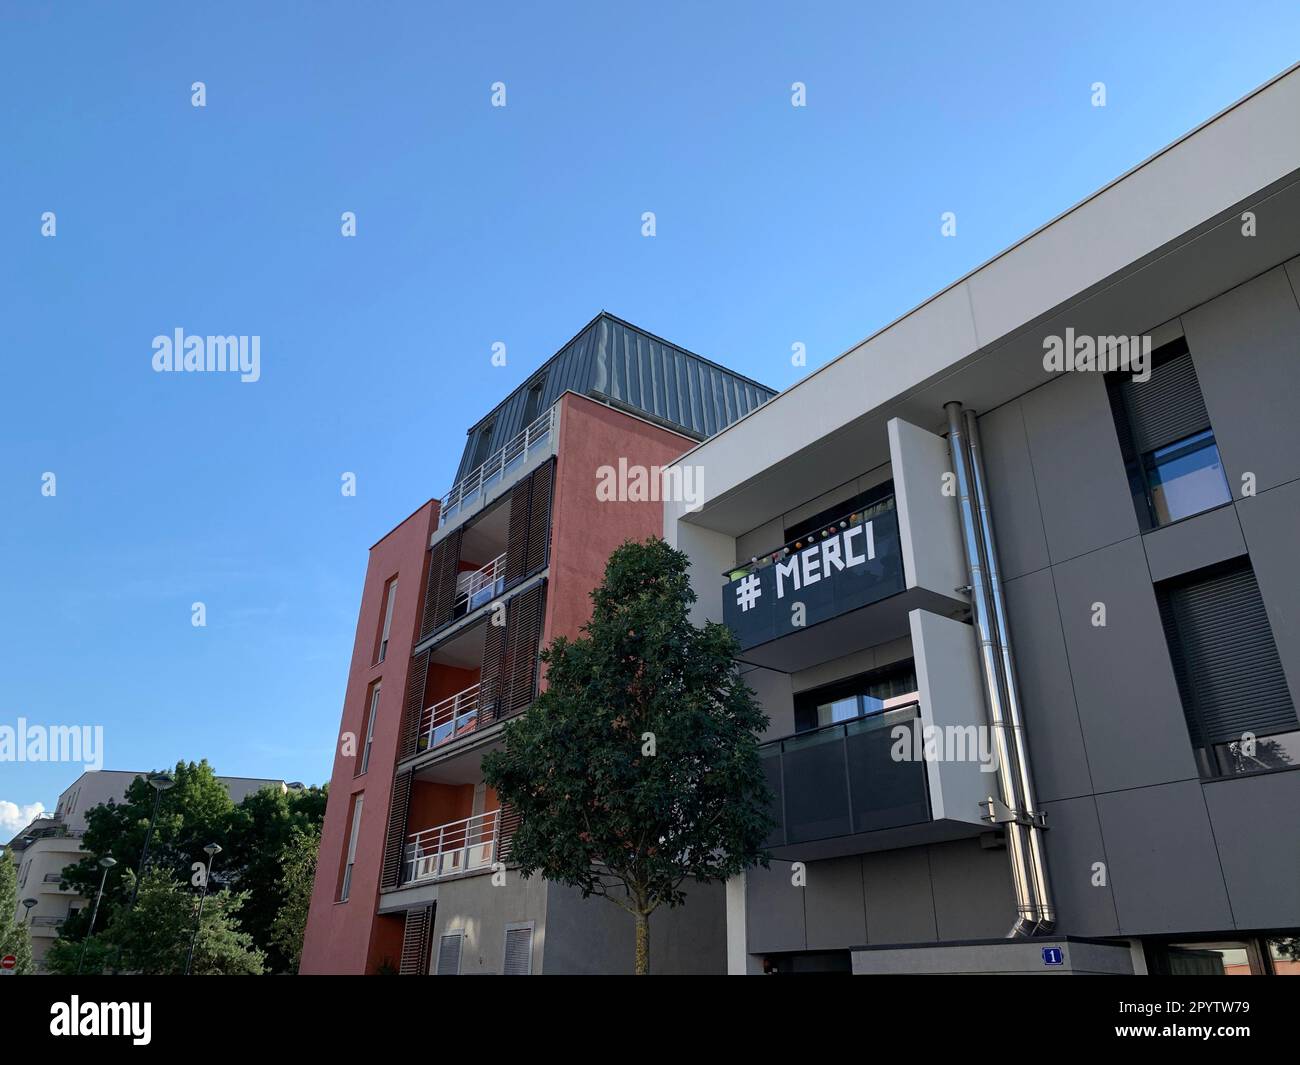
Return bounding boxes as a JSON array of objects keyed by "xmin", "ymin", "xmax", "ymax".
[
  {"xmin": 417, "ymin": 682, "xmax": 481, "ymax": 752},
  {"xmin": 453, "ymin": 553, "xmax": 506, "ymax": 618},
  {"xmin": 29, "ymin": 916, "xmax": 65, "ymax": 928},
  {"xmin": 402, "ymin": 809, "xmax": 499, "ymax": 884},
  {"xmin": 440, "ymin": 406, "xmax": 557, "ymax": 528},
  {"xmin": 42, "ymin": 872, "xmax": 64, "ymax": 883}
]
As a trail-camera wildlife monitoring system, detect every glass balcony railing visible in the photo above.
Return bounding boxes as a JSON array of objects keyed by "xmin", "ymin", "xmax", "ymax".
[
  {"xmin": 760, "ymin": 702, "xmax": 930, "ymax": 851},
  {"xmin": 439, "ymin": 406, "xmax": 557, "ymax": 529}
]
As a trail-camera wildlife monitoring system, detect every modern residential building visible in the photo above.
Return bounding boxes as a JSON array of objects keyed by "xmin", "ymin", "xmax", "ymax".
[
  {"xmin": 299, "ymin": 313, "xmax": 774, "ymax": 975},
  {"xmin": 666, "ymin": 65, "xmax": 1300, "ymax": 976},
  {"xmin": 5, "ymin": 769, "xmax": 288, "ymax": 971}
]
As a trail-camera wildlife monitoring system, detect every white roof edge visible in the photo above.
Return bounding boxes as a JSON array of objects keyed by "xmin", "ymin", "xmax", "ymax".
[{"xmin": 667, "ymin": 59, "xmax": 1300, "ymax": 471}]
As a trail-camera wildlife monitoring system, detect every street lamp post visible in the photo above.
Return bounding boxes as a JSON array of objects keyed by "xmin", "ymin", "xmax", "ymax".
[
  {"xmin": 21, "ymin": 897, "xmax": 38, "ymax": 923},
  {"xmin": 77, "ymin": 855, "xmax": 117, "ymax": 975},
  {"xmin": 130, "ymin": 772, "xmax": 175, "ymax": 906},
  {"xmin": 184, "ymin": 842, "xmax": 222, "ymax": 976}
]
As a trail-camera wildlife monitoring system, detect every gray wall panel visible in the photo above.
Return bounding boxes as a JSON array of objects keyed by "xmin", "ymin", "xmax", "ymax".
[
  {"xmin": 1052, "ymin": 537, "xmax": 1199, "ymax": 792},
  {"xmin": 862, "ymin": 846, "xmax": 938, "ymax": 944},
  {"xmin": 804, "ymin": 856, "xmax": 868, "ymax": 950},
  {"xmin": 975, "ymin": 400, "xmax": 1050, "ymax": 580},
  {"xmin": 1183, "ymin": 267, "xmax": 1300, "ymax": 495},
  {"xmin": 1004, "ymin": 567, "xmax": 1094, "ymax": 801},
  {"xmin": 1021, "ymin": 370, "xmax": 1139, "ymax": 565},
  {"xmin": 1236, "ymin": 479, "xmax": 1300, "ymax": 711},
  {"xmin": 744, "ymin": 860, "xmax": 806, "ymax": 953},
  {"xmin": 1096, "ymin": 780, "xmax": 1234, "ymax": 935},
  {"xmin": 928, "ymin": 838, "xmax": 1017, "ymax": 939},
  {"xmin": 1203, "ymin": 771, "xmax": 1300, "ymax": 931},
  {"xmin": 1039, "ymin": 796, "xmax": 1119, "ymax": 937},
  {"xmin": 1141, "ymin": 503, "xmax": 1247, "ymax": 582}
]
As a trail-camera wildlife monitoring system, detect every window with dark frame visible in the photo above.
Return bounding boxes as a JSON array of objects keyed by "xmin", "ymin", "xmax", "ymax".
[
  {"xmin": 521, "ymin": 375, "xmax": 546, "ymax": 426},
  {"xmin": 1105, "ymin": 337, "xmax": 1231, "ymax": 529},
  {"xmin": 375, "ymin": 576, "xmax": 398, "ymax": 664},
  {"xmin": 793, "ymin": 659, "xmax": 919, "ymax": 734}
]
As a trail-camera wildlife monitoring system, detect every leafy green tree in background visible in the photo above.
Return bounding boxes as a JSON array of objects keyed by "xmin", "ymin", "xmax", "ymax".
[
  {"xmin": 45, "ymin": 867, "xmax": 264, "ymax": 975},
  {"xmin": 270, "ymin": 824, "xmax": 321, "ymax": 973},
  {"xmin": 58, "ymin": 759, "xmax": 325, "ymax": 972},
  {"xmin": 484, "ymin": 537, "xmax": 773, "ymax": 975},
  {"xmin": 0, "ymin": 849, "xmax": 36, "ymax": 974}
]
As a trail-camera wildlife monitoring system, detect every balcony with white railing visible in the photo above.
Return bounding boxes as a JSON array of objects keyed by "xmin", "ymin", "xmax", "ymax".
[
  {"xmin": 452, "ymin": 553, "xmax": 506, "ymax": 619},
  {"xmin": 402, "ymin": 809, "xmax": 499, "ymax": 884},
  {"xmin": 417, "ymin": 682, "xmax": 482, "ymax": 753},
  {"xmin": 439, "ymin": 405, "xmax": 558, "ymax": 530}
]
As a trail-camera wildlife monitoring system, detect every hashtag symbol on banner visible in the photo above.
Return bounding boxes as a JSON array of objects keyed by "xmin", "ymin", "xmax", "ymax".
[{"xmin": 735, "ymin": 572, "xmax": 762, "ymax": 612}]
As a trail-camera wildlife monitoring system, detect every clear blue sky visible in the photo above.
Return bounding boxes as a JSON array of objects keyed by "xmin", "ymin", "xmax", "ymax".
[{"xmin": 2, "ymin": 1, "xmax": 1298, "ymax": 827}]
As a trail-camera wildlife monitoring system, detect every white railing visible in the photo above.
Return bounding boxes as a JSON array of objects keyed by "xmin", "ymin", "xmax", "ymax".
[
  {"xmin": 453, "ymin": 552, "xmax": 506, "ymax": 617},
  {"xmin": 403, "ymin": 809, "xmax": 500, "ymax": 884},
  {"xmin": 439, "ymin": 406, "xmax": 556, "ymax": 528},
  {"xmin": 417, "ymin": 682, "xmax": 481, "ymax": 752}
]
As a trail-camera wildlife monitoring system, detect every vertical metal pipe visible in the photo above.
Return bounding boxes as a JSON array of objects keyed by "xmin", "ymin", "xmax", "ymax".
[
  {"xmin": 963, "ymin": 410, "xmax": 1057, "ymax": 934},
  {"xmin": 944, "ymin": 402, "xmax": 1039, "ymax": 936}
]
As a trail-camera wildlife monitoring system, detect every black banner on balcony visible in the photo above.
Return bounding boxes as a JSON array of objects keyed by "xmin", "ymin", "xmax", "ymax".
[{"xmin": 723, "ymin": 509, "xmax": 905, "ymax": 651}]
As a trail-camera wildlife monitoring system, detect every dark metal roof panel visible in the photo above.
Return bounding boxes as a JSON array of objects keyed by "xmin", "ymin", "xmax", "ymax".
[{"xmin": 452, "ymin": 313, "xmax": 775, "ymax": 480}]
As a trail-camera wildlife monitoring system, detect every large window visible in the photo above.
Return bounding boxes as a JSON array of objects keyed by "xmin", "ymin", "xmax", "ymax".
[
  {"xmin": 358, "ymin": 682, "xmax": 381, "ymax": 776},
  {"xmin": 374, "ymin": 577, "xmax": 398, "ymax": 664},
  {"xmin": 784, "ymin": 480, "xmax": 895, "ymax": 547},
  {"xmin": 794, "ymin": 660, "xmax": 918, "ymax": 733},
  {"xmin": 1157, "ymin": 559, "xmax": 1298, "ymax": 779},
  {"xmin": 1107, "ymin": 338, "xmax": 1231, "ymax": 529},
  {"xmin": 338, "ymin": 794, "xmax": 364, "ymax": 902}
]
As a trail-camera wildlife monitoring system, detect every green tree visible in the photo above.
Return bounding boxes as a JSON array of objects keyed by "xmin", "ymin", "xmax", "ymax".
[
  {"xmin": 269, "ymin": 824, "xmax": 320, "ymax": 973},
  {"xmin": 0, "ymin": 850, "xmax": 36, "ymax": 974},
  {"xmin": 45, "ymin": 867, "xmax": 265, "ymax": 975},
  {"xmin": 483, "ymin": 537, "xmax": 772, "ymax": 975}
]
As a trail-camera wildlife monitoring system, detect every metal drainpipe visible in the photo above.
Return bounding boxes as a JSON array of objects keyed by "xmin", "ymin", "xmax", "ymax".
[
  {"xmin": 944, "ymin": 402, "xmax": 1040, "ymax": 937},
  {"xmin": 962, "ymin": 409, "xmax": 1057, "ymax": 935}
]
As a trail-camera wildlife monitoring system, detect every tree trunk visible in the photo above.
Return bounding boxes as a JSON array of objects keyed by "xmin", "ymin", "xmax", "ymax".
[{"xmin": 634, "ymin": 911, "xmax": 650, "ymax": 975}]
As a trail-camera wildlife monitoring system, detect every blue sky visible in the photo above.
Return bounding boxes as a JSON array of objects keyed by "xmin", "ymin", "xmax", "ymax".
[{"xmin": 2, "ymin": 1, "xmax": 1298, "ymax": 827}]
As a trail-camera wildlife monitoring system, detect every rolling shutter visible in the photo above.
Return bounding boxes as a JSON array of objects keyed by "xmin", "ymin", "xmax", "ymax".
[
  {"xmin": 399, "ymin": 906, "xmax": 434, "ymax": 975},
  {"xmin": 502, "ymin": 925, "xmax": 533, "ymax": 975},
  {"xmin": 380, "ymin": 770, "xmax": 413, "ymax": 889},
  {"xmin": 399, "ymin": 650, "xmax": 430, "ymax": 760},
  {"xmin": 436, "ymin": 933, "xmax": 463, "ymax": 975},
  {"xmin": 1117, "ymin": 348, "xmax": 1211, "ymax": 455},
  {"xmin": 1158, "ymin": 561, "xmax": 1297, "ymax": 747}
]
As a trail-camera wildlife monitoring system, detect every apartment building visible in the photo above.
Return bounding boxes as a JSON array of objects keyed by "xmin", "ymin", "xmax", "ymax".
[
  {"xmin": 665, "ymin": 66, "xmax": 1300, "ymax": 976},
  {"xmin": 299, "ymin": 313, "xmax": 774, "ymax": 974},
  {"xmin": 5, "ymin": 769, "xmax": 287, "ymax": 971}
]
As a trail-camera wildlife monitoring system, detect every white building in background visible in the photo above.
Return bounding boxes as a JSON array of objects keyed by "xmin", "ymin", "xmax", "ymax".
[{"xmin": 5, "ymin": 769, "xmax": 288, "ymax": 971}]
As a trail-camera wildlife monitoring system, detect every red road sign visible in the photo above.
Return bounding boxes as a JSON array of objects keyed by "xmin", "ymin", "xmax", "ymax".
[{"xmin": 0, "ymin": 955, "xmax": 16, "ymax": 970}]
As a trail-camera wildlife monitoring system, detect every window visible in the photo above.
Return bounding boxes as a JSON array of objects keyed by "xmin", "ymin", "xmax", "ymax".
[
  {"xmin": 1157, "ymin": 560, "xmax": 1298, "ymax": 779},
  {"xmin": 468, "ymin": 421, "xmax": 495, "ymax": 471},
  {"xmin": 784, "ymin": 481, "xmax": 895, "ymax": 547},
  {"xmin": 436, "ymin": 932, "xmax": 463, "ymax": 975},
  {"xmin": 503, "ymin": 922, "xmax": 534, "ymax": 975},
  {"xmin": 18, "ymin": 859, "xmax": 30, "ymax": 889},
  {"xmin": 338, "ymin": 794, "xmax": 364, "ymax": 902},
  {"xmin": 1107, "ymin": 338, "xmax": 1231, "ymax": 529},
  {"xmin": 521, "ymin": 376, "xmax": 546, "ymax": 426},
  {"xmin": 1147, "ymin": 936, "xmax": 1300, "ymax": 975},
  {"xmin": 375, "ymin": 577, "xmax": 398, "ymax": 664},
  {"xmin": 794, "ymin": 660, "xmax": 919, "ymax": 733},
  {"xmin": 358, "ymin": 682, "xmax": 381, "ymax": 776}
]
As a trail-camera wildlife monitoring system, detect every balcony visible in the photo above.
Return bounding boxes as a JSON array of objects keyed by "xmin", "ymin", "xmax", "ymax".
[
  {"xmin": 402, "ymin": 809, "xmax": 499, "ymax": 884},
  {"xmin": 759, "ymin": 608, "xmax": 997, "ymax": 860},
  {"xmin": 453, "ymin": 554, "xmax": 505, "ymax": 619},
  {"xmin": 719, "ymin": 417, "xmax": 970, "ymax": 674},
  {"xmin": 417, "ymin": 682, "xmax": 482, "ymax": 753},
  {"xmin": 439, "ymin": 406, "xmax": 557, "ymax": 531}
]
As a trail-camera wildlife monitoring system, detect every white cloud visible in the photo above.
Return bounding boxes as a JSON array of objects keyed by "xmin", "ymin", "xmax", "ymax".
[{"xmin": 0, "ymin": 801, "xmax": 47, "ymax": 835}]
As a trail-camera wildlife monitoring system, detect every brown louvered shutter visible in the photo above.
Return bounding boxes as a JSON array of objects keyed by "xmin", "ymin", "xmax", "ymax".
[
  {"xmin": 399, "ymin": 650, "xmax": 430, "ymax": 760},
  {"xmin": 503, "ymin": 477, "xmax": 533, "ymax": 587},
  {"xmin": 420, "ymin": 538, "xmax": 448, "ymax": 640},
  {"xmin": 398, "ymin": 905, "xmax": 434, "ymax": 975},
  {"xmin": 525, "ymin": 462, "xmax": 554, "ymax": 576},
  {"xmin": 432, "ymin": 527, "xmax": 464, "ymax": 632},
  {"xmin": 380, "ymin": 770, "xmax": 413, "ymax": 889},
  {"xmin": 479, "ymin": 616, "xmax": 508, "ymax": 726},
  {"xmin": 504, "ymin": 584, "xmax": 546, "ymax": 717},
  {"xmin": 497, "ymin": 803, "xmax": 523, "ymax": 864}
]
